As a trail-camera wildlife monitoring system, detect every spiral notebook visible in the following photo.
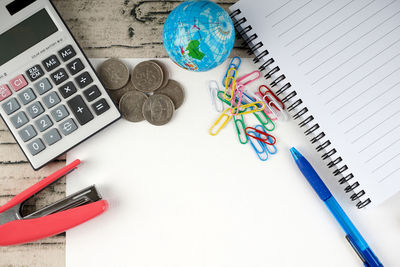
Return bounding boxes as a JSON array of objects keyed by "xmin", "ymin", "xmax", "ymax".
[{"xmin": 230, "ymin": 0, "xmax": 400, "ymax": 208}]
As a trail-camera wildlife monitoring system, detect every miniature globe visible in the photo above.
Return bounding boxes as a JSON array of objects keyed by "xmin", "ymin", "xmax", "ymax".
[{"xmin": 163, "ymin": 0, "xmax": 235, "ymax": 72}]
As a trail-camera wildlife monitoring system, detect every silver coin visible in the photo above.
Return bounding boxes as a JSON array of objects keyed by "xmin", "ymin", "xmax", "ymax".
[
  {"xmin": 98, "ymin": 58, "xmax": 130, "ymax": 90},
  {"xmin": 154, "ymin": 79, "xmax": 185, "ymax": 109},
  {"xmin": 119, "ymin": 91, "xmax": 148, "ymax": 122},
  {"xmin": 131, "ymin": 61, "xmax": 164, "ymax": 93},
  {"xmin": 107, "ymin": 80, "xmax": 136, "ymax": 105},
  {"xmin": 151, "ymin": 60, "xmax": 169, "ymax": 89},
  {"xmin": 142, "ymin": 94, "xmax": 175, "ymax": 126}
]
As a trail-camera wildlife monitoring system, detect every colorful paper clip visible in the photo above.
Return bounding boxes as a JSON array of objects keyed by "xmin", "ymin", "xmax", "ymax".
[
  {"xmin": 233, "ymin": 115, "xmax": 248, "ymax": 144},
  {"xmin": 209, "ymin": 108, "xmax": 233, "ymax": 136},
  {"xmin": 264, "ymin": 97, "xmax": 289, "ymax": 122},
  {"xmin": 236, "ymin": 70, "xmax": 261, "ymax": 87},
  {"xmin": 253, "ymin": 110, "xmax": 275, "ymax": 131},
  {"xmin": 247, "ymin": 130, "xmax": 268, "ymax": 161},
  {"xmin": 255, "ymin": 125, "xmax": 278, "ymax": 154},
  {"xmin": 208, "ymin": 80, "xmax": 224, "ymax": 112},
  {"xmin": 230, "ymin": 83, "xmax": 245, "ymax": 115},
  {"xmin": 218, "ymin": 90, "xmax": 248, "ymax": 111},
  {"xmin": 245, "ymin": 126, "xmax": 276, "ymax": 145},
  {"xmin": 224, "ymin": 67, "xmax": 237, "ymax": 101},
  {"xmin": 232, "ymin": 101, "xmax": 265, "ymax": 116},
  {"xmin": 222, "ymin": 57, "xmax": 241, "ymax": 87},
  {"xmin": 259, "ymin": 85, "xmax": 285, "ymax": 110}
]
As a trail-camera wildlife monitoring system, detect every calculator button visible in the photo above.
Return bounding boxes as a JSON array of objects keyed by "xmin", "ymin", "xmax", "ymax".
[
  {"xmin": 83, "ymin": 85, "xmax": 101, "ymax": 102},
  {"xmin": 18, "ymin": 124, "xmax": 37, "ymax": 142},
  {"xmin": 43, "ymin": 91, "xmax": 60, "ymax": 109},
  {"xmin": 58, "ymin": 45, "xmax": 76, "ymax": 62},
  {"xmin": 27, "ymin": 138, "xmax": 45, "ymax": 156},
  {"xmin": 51, "ymin": 68, "xmax": 69, "ymax": 85},
  {"xmin": 58, "ymin": 81, "xmax": 77, "ymax": 99},
  {"xmin": 35, "ymin": 115, "xmax": 53, "ymax": 132},
  {"xmin": 75, "ymin": 72, "xmax": 93, "ymax": 89},
  {"xmin": 0, "ymin": 84, "xmax": 12, "ymax": 101},
  {"xmin": 67, "ymin": 95, "xmax": 94, "ymax": 125},
  {"xmin": 9, "ymin": 74, "xmax": 27, "ymax": 92},
  {"xmin": 26, "ymin": 65, "xmax": 44, "ymax": 82},
  {"xmin": 59, "ymin": 118, "xmax": 78, "ymax": 136},
  {"xmin": 2, "ymin": 98, "xmax": 20, "ymax": 115},
  {"xmin": 43, "ymin": 128, "xmax": 61, "ymax": 146},
  {"xmin": 92, "ymin": 98, "xmax": 110, "ymax": 115},
  {"xmin": 67, "ymin": 58, "xmax": 84, "ymax": 75},
  {"xmin": 51, "ymin": 104, "xmax": 69, "ymax": 122},
  {"xmin": 10, "ymin": 111, "xmax": 28, "ymax": 129},
  {"xmin": 34, "ymin": 78, "xmax": 53, "ymax": 95},
  {"xmin": 42, "ymin": 55, "xmax": 61, "ymax": 72},
  {"xmin": 27, "ymin": 101, "xmax": 44, "ymax": 119},
  {"xmin": 18, "ymin": 88, "xmax": 36, "ymax": 105}
]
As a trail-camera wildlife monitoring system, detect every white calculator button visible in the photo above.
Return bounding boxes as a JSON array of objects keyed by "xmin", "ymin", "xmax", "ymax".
[
  {"xmin": 18, "ymin": 124, "xmax": 37, "ymax": 142},
  {"xmin": 10, "ymin": 111, "xmax": 29, "ymax": 129},
  {"xmin": 34, "ymin": 78, "xmax": 53, "ymax": 95},
  {"xmin": 51, "ymin": 104, "xmax": 69, "ymax": 122},
  {"xmin": 18, "ymin": 88, "xmax": 36, "ymax": 105},
  {"xmin": 42, "ymin": 91, "xmax": 60, "ymax": 109},
  {"xmin": 27, "ymin": 138, "xmax": 45, "ymax": 156},
  {"xmin": 2, "ymin": 97, "xmax": 20, "ymax": 115},
  {"xmin": 34, "ymin": 115, "xmax": 53, "ymax": 132},
  {"xmin": 27, "ymin": 101, "xmax": 44, "ymax": 119}
]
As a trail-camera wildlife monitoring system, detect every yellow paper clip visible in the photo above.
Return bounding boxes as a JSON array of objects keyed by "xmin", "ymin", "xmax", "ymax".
[
  {"xmin": 231, "ymin": 101, "xmax": 265, "ymax": 116},
  {"xmin": 224, "ymin": 67, "xmax": 237, "ymax": 101},
  {"xmin": 209, "ymin": 108, "xmax": 233, "ymax": 136}
]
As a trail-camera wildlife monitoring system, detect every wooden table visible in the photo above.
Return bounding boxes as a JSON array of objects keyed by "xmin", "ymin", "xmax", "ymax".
[{"xmin": 0, "ymin": 0, "xmax": 245, "ymax": 266}]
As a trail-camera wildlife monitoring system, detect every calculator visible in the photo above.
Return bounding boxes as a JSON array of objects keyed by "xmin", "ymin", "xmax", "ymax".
[{"xmin": 0, "ymin": 0, "xmax": 121, "ymax": 170}]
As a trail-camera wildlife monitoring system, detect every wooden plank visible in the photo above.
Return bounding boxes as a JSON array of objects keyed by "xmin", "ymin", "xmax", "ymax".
[{"xmin": 0, "ymin": 0, "xmax": 241, "ymax": 266}]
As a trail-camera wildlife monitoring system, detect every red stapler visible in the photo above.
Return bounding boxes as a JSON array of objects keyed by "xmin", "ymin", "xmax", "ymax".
[{"xmin": 0, "ymin": 159, "xmax": 108, "ymax": 246}]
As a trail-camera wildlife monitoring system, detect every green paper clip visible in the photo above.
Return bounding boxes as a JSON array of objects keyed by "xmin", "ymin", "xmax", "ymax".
[
  {"xmin": 253, "ymin": 111, "xmax": 275, "ymax": 132},
  {"xmin": 233, "ymin": 115, "xmax": 248, "ymax": 144}
]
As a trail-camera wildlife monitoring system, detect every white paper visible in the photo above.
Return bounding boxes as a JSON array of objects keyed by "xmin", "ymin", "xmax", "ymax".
[{"xmin": 66, "ymin": 58, "xmax": 400, "ymax": 266}]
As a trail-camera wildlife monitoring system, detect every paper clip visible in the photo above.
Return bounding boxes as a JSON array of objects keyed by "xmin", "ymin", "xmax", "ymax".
[
  {"xmin": 232, "ymin": 101, "xmax": 265, "ymax": 116},
  {"xmin": 209, "ymin": 108, "xmax": 233, "ymax": 136},
  {"xmin": 230, "ymin": 83, "xmax": 245, "ymax": 115},
  {"xmin": 233, "ymin": 115, "xmax": 248, "ymax": 144},
  {"xmin": 253, "ymin": 110, "xmax": 276, "ymax": 131},
  {"xmin": 224, "ymin": 67, "xmax": 237, "ymax": 101},
  {"xmin": 208, "ymin": 80, "xmax": 224, "ymax": 112},
  {"xmin": 255, "ymin": 125, "xmax": 278, "ymax": 155},
  {"xmin": 259, "ymin": 85, "xmax": 285, "ymax": 110},
  {"xmin": 222, "ymin": 57, "xmax": 241, "ymax": 87},
  {"xmin": 264, "ymin": 98, "xmax": 289, "ymax": 122},
  {"xmin": 247, "ymin": 130, "xmax": 268, "ymax": 161},
  {"xmin": 218, "ymin": 90, "xmax": 248, "ymax": 110},
  {"xmin": 245, "ymin": 126, "xmax": 276, "ymax": 145},
  {"xmin": 236, "ymin": 70, "xmax": 261, "ymax": 87}
]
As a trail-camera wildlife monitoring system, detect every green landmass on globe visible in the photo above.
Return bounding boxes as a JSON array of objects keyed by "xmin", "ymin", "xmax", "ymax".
[{"xmin": 186, "ymin": 40, "xmax": 205, "ymax": 60}]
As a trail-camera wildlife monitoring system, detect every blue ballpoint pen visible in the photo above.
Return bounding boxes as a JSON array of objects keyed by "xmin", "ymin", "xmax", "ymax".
[{"xmin": 290, "ymin": 147, "xmax": 383, "ymax": 267}]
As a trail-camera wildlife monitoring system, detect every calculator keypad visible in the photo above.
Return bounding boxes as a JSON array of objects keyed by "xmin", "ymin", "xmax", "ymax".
[{"xmin": 0, "ymin": 44, "xmax": 116, "ymax": 162}]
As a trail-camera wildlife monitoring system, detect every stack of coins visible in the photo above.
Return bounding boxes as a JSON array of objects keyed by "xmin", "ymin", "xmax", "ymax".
[{"xmin": 98, "ymin": 59, "xmax": 185, "ymax": 126}]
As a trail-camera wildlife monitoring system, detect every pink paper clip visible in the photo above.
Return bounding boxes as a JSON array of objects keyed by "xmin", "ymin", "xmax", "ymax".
[
  {"xmin": 236, "ymin": 70, "xmax": 261, "ymax": 87},
  {"xmin": 258, "ymin": 85, "xmax": 285, "ymax": 110},
  {"xmin": 230, "ymin": 83, "xmax": 245, "ymax": 115}
]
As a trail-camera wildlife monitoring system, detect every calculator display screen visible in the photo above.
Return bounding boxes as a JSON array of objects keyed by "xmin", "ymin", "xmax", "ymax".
[{"xmin": 0, "ymin": 9, "xmax": 58, "ymax": 66}]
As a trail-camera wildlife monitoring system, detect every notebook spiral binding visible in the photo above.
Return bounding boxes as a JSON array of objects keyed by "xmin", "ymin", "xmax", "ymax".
[{"xmin": 230, "ymin": 9, "xmax": 371, "ymax": 209}]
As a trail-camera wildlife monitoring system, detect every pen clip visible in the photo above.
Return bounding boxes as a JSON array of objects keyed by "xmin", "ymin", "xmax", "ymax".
[{"xmin": 345, "ymin": 235, "xmax": 367, "ymax": 265}]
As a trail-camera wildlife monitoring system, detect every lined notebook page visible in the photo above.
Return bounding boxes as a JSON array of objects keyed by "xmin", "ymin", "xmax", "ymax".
[{"xmin": 231, "ymin": 0, "xmax": 400, "ymax": 205}]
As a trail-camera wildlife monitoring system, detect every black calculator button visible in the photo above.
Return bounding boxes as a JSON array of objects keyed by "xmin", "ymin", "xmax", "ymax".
[
  {"xmin": 42, "ymin": 55, "xmax": 61, "ymax": 72},
  {"xmin": 67, "ymin": 58, "xmax": 84, "ymax": 75},
  {"xmin": 83, "ymin": 85, "xmax": 101, "ymax": 102},
  {"xmin": 67, "ymin": 95, "xmax": 94, "ymax": 125},
  {"xmin": 26, "ymin": 65, "xmax": 44, "ymax": 82},
  {"xmin": 92, "ymin": 99, "xmax": 109, "ymax": 115},
  {"xmin": 59, "ymin": 81, "xmax": 77, "ymax": 99},
  {"xmin": 58, "ymin": 45, "xmax": 76, "ymax": 62},
  {"xmin": 75, "ymin": 72, "xmax": 93, "ymax": 88},
  {"xmin": 51, "ymin": 68, "xmax": 69, "ymax": 85}
]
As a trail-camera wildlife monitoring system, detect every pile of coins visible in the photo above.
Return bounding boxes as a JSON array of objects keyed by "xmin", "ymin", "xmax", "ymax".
[{"xmin": 97, "ymin": 59, "xmax": 185, "ymax": 126}]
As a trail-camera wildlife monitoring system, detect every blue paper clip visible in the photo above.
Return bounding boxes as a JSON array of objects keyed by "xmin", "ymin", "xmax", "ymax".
[
  {"xmin": 222, "ymin": 57, "xmax": 241, "ymax": 87},
  {"xmin": 255, "ymin": 125, "xmax": 278, "ymax": 155},
  {"xmin": 248, "ymin": 130, "xmax": 268, "ymax": 161}
]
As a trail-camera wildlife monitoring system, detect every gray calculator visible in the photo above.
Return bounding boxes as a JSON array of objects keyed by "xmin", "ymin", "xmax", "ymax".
[{"xmin": 0, "ymin": 0, "xmax": 121, "ymax": 170}]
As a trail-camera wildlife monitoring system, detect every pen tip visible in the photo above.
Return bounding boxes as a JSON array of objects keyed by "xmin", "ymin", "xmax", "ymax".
[{"xmin": 290, "ymin": 147, "xmax": 302, "ymax": 160}]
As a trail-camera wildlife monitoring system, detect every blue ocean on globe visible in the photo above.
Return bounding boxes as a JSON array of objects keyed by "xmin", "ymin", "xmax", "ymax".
[{"xmin": 163, "ymin": 0, "xmax": 235, "ymax": 72}]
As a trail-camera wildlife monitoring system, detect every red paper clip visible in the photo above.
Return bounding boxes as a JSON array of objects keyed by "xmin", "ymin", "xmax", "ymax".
[
  {"xmin": 245, "ymin": 127, "xmax": 276, "ymax": 145},
  {"xmin": 258, "ymin": 85, "xmax": 285, "ymax": 110}
]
